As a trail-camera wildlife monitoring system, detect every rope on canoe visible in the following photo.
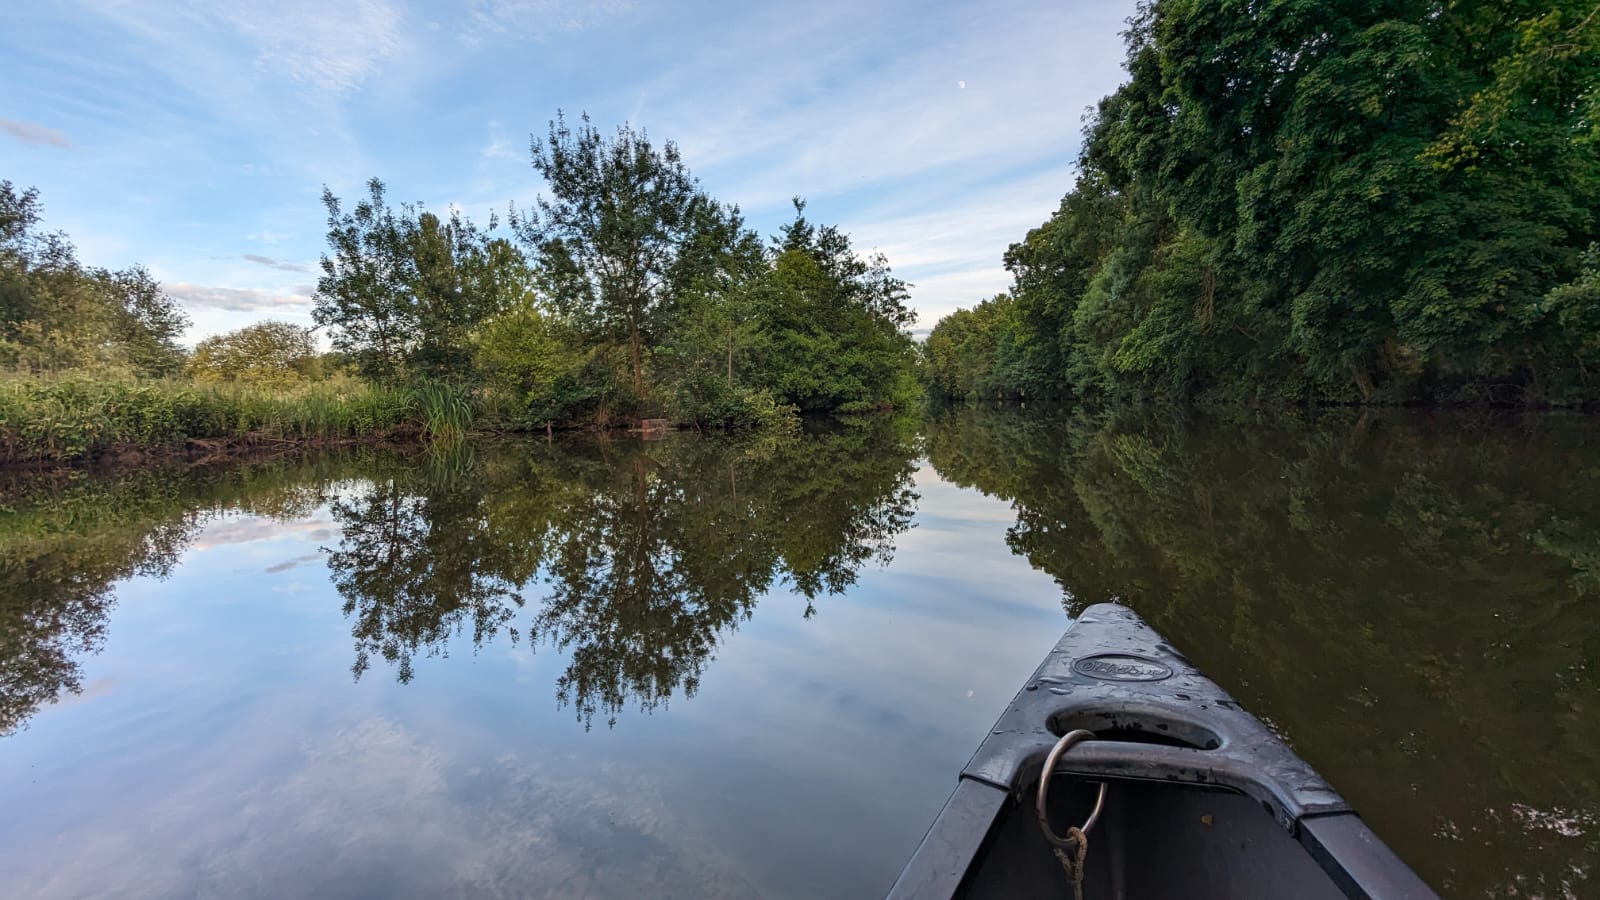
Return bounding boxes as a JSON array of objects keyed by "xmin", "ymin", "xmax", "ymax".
[
  {"xmin": 1052, "ymin": 827, "xmax": 1089, "ymax": 900},
  {"xmin": 1036, "ymin": 729, "xmax": 1105, "ymax": 900}
]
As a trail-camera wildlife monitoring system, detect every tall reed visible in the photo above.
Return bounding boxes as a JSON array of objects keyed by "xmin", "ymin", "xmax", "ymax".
[
  {"xmin": 0, "ymin": 376, "xmax": 419, "ymax": 463},
  {"xmin": 409, "ymin": 379, "xmax": 475, "ymax": 445}
]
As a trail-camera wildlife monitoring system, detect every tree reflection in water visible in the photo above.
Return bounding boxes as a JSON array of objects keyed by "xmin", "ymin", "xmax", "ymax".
[
  {"xmin": 926, "ymin": 406, "xmax": 1600, "ymax": 899},
  {"xmin": 7, "ymin": 408, "xmax": 1591, "ymax": 898},
  {"xmin": 324, "ymin": 423, "xmax": 920, "ymax": 727},
  {"xmin": 0, "ymin": 425, "xmax": 920, "ymax": 738},
  {"xmin": 0, "ymin": 460, "xmax": 335, "ymax": 736}
]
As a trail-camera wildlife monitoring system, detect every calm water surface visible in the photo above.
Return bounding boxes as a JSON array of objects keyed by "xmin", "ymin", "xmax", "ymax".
[{"xmin": 0, "ymin": 411, "xmax": 1595, "ymax": 898}]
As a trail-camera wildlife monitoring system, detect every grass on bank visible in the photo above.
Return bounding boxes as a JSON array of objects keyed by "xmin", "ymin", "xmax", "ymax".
[{"xmin": 0, "ymin": 376, "xmax": 479, "ymax": 463}]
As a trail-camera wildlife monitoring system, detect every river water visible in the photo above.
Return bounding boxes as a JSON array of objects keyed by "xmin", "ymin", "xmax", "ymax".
[{"xmin": 0, "ymin": 410, "xmax": 1594, "ymax": 898}]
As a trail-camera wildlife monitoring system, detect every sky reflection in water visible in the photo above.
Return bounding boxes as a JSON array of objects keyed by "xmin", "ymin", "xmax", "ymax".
[
  {"xmin": 0, "ymin": 425, "xmax": 1068, "ymax": 899},
  {"xmin": 1, "ymin": 410, "xmax": 1597, "ymax": 899}
]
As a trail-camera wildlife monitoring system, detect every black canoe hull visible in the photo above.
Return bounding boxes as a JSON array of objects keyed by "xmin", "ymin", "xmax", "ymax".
[{"xmin": 888, "ymin": 604, "xmax": 1437, "ymax": 900}]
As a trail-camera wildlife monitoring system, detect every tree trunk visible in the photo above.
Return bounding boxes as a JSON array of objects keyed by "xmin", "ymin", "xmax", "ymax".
[
  {"xmin": 630, "ymin": 323, "xmax": 644, "ymax": 400},
  {"xmin": 726, "ymin": 325, "xmax": 734, "ymax": 387}
]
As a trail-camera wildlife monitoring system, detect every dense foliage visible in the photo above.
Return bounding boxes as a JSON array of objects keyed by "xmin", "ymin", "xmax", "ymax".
[
  {"xmin": 187, "ymin": 321, "xmax": 320, "ymax": 388},
  {"xmin": 928, "ymin": 1, "xmax": 1600, "ymax": 405},
  {"xmin": 315, "ymin": 178, "xmax": 529, "ymax": 383}
]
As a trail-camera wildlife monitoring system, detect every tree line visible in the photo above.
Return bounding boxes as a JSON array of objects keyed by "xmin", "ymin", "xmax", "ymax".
[
  {"xmin": 1, "ymin": 183, "xmax": 189, "ymax": 378},
  {"xmin": 313, "ymin": 112, "xmax": 920, "ymax": 428},
  {"xmin": 926, "ymin": 1, "xmax": 1600, "ymax": 406},
  {"xmin": 3, "ymin": 112, "xmax": 922, "ymax": 436}
]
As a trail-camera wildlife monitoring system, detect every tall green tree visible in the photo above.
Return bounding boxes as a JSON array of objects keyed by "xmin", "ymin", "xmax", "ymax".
[
  {"xmin": 747, "ymin": 200, "xmax": 920, "ymax": 412},
  {"xmin": 315, "ymin": 179, "xmax": 526, "ymax": 382},
  {"xmin": 314, "ymin": 179, "xmax": 414, "ymax": 381},
  {"xmin": 517, "ymin": 112, "xmax": 733, "ymax": 404}
]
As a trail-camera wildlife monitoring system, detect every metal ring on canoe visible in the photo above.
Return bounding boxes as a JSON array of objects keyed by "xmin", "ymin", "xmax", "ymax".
[{"xmin": 1035, "ymin": 729, "xmax": 1107, "ymax": 849}]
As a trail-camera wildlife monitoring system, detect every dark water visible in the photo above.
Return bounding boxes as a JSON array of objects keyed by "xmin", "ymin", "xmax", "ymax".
[{"xmin": 0, "ymin": 411, "xmax": 1595, "ymax": 899}]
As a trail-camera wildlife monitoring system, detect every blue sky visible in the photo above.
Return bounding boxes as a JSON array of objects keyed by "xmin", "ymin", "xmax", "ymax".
[{"xmin": 1, "ymin": 0, "xmax": 1137, "ymax": 342}]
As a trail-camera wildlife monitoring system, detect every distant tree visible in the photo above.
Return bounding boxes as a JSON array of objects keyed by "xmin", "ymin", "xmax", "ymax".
[
  {"xmin": 0, "ymin": 181, "xmax": 188, "ymax": 376},
  {"xmin": 188, "ymin": 320, "xmax": 318, "ymax": 388},
  {"xmin": 105, "ymin": 265, "xmax": 188, "ymax": 377},
  {"xmin": 924, "ymin": 295, "xmax": 1027, "ymax": 401}
]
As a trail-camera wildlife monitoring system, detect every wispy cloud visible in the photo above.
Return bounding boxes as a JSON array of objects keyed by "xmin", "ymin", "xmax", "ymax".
[
  {"xmin": 459, "ymin": 0, "xmax": 636, "ymax": 45},
  {"xmin": 566, "ymin": 0, "xmax": 1129, "ymax": 321},
  {"xmin": 828, "ymin": 167, "xmax": 1077, "ymax": 321},
  {"xmin": 0, "ymin": 116, "xmax": 69, "ymax": 148},
  {"xmin": 80, "ymin": 0, "xmax": 410, "ymax": 98},
  {"xmin": 9, "ymin": 0, "xmax": 1137, "ymax": 340},
  {"xmin": 167, "ymin": 282, "xmax": 315, "ymax": 312},
  {"xmin": 243, "ymin": 254, "xmax": 313, "ymax": 273},
  {"xmin": 480, "ymin": 120, "xmax": 521, "ymax": 161},
  {"xmin": 218, "ymin": 0, "xmax": 407, "ymax": 96}
]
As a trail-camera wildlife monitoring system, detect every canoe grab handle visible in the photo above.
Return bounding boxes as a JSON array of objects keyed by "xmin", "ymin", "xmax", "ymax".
[
  {"xmin": 1034, "ymin": 729, "xmax": 1107, "ymax": 848},
  {"xmin": 1048, "ymin": 708, "xmax": 1222, "ymax": 751}
]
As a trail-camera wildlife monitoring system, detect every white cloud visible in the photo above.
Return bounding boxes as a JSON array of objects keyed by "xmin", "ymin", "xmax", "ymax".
[
  {"xmin": 570, "ymin": 0, "xmax": 1131, "ymax": 324},
  {"xmin": 836, "ymin": 166, "xmax": 1077, "ymax": 322},
  {"xmin": 480, "ymin": 119, "xmax": 521, "ymax": 161},
  {"xmin": 80, "ymin": 0, "xmax": 409, "ymax": 98},
  {"xmin": 0, "ymin": 117, "xmax": 69, "ymax": 148},
  {"xmin": 189, "ymin": 514, "xmax": 335, "ymax": 551},
  {"xmin": 618, "ymin": 1, "xmax": 1126, "ymax": 212},
  {"xmin": 218, "ymin": 0, "xmax": 406, "ymax": 96},
  {"xmin": 167, "ymin": 281, "xmax": 315, "ymax": 312},
  {"xmin": 6, "ymin": 716, "xmax": 762, "ymax": 898}
]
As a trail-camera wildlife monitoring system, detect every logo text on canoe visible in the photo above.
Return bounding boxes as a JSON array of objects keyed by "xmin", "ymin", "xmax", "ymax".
[{"xmin": 1071, "ymin": 654, "xmax": 1174, "ymax": 682}]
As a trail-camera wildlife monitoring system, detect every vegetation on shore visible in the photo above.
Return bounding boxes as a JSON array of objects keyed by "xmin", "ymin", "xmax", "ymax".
[
  {"xmin": 926, "ymin": 1, "xmax": 1600, "ymax": 406},
  {"xmin": 1, "ymin": 113, "xmax": 920, "ymax": 462},
  {"xmin": 0, "ymin": 376, "xmax": 472, "ymax": 463}
]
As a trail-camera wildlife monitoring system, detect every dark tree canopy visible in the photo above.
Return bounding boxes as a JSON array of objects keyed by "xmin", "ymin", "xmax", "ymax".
[{"xmin": 927, "ymin": 1, "xmax": 1600, "ymax": 405}]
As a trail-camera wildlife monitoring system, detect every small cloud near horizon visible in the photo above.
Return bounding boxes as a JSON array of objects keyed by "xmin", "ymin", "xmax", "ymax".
[
  {"xmin": 0, "ymin": 117, "xmax": 69, "ymax": 148},
  {"xmin": 244, "ymin": 254, "xmax": 313, "ymax": 273},
  {"xmin": 167, "ymin": 282, "xmax": 315, "ymax": 312}
]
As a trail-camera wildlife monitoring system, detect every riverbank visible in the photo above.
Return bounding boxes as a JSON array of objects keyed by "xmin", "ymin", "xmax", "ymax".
[
  {"xmin": 0, "ymin": 377, "xmax": 459, "ymax": 466},
  {"xmin": 0, "ymin": 375, "xmax": 805, "ymax": 467}
]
